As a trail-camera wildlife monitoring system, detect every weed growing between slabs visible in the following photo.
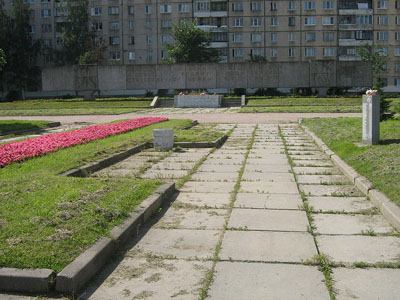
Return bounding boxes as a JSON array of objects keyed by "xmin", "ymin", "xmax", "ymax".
[
  {"xmin": 302, "ymin": 118, "xmax": 400, "ymax": 207},
  {"xmin": 0, "ymin": 119, "xmax": 199, "ymax": 272}
]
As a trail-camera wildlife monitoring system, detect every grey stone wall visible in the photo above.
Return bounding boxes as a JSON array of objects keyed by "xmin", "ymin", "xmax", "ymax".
[{"xmin": 42, "ymin": 62, "xmax": 372, "ymax": 92}]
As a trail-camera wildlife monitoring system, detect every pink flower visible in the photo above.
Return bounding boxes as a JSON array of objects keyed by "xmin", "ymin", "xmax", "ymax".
[
  {"xmin": 178, "ymin": 92, "xmax": 184, "ymax": 95},
  {"xmin": 366, "ymin": 89, "xmax": 377, "ymax": 95},
  {"xmin": 0, "ymin": 117, "xmax": 168, "ymax": 168}
]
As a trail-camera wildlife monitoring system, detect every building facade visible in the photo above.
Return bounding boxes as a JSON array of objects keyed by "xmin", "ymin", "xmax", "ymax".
[{"xmin": 4, "ymin": 0, "xmax": 400, "ymax": 89}]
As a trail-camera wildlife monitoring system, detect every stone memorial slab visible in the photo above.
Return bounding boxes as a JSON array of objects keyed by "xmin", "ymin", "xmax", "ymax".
[
  {"xmin": 156, "ymin": 64, "xmax": 185, "ymax": 89},
  {"xmin": 278, "ymin": 62, "xmax": 309, "ymax": 87},
  {"xmin": 153, "ymin": 129, "xmax": 174, "ymax": 151},
  {"xmin": 247, "ymin": 63, "xmax": 280, "ymax": 87},
  {"xmin": 126, "ymin": 65, "xmax": 156, "ymax": 90},
  {"xmin": 208, "ymin": 262, "xmax": 330, "ymax": 300},
  {"xmin": 98, "ymin": 65, "xmax": 126, "ymax": 90},
  {"xmin": 310, "ymin": 60, "xmax": 336, "ymax": 87},
  {"xmin": 185, "ymin": 63, "xmax": 216, "ymax": 89},
  {"xmin": 216, "ymin": 63, "xmax": 247, "ymax": 88},
  {"xmin": 174, "ymin": 95, "xmax": 222, "ymax": 108}
]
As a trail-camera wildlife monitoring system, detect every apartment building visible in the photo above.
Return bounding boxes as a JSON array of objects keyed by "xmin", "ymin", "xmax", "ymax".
[{"xmin": 4, "ymin": 0, "xmax": 400, "ymax": 89}]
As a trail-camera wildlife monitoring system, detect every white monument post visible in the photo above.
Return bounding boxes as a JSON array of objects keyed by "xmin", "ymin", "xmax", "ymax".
[
  {"xmin": 153, "ymin": 129, "xmax": 174, "ymax": 150},
  {"xmin": 362, "ymin": 94, "xmax": 380, "ymax": 145}
]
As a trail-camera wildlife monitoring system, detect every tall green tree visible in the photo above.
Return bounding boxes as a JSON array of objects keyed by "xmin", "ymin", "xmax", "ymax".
[
  {"xmin": 0, "ymin": 0, "xmax": 40, "ymax": 99},
  {"xmin": 56, "ymin": 0, "xmax": 105, "ymax": 65},
  {"xmin": 0, "ymin": 48, "xmax": 6, "ymax": 71},
  {"xmin": 165, "ymin": 21, "xmax": 220, "ymax": 63}
]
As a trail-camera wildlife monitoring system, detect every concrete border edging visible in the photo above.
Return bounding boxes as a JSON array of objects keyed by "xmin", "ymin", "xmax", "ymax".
[
  {"xmin": 55, "ymin": 182, "xmax": 175, "ymax": 295},
  {"xmin": 301, "ymin": 124, "xmax": 400, "ymax": 231},
  {"xmin": 0, "ymin": 268, "xmax": 54, "ymax": 293}
]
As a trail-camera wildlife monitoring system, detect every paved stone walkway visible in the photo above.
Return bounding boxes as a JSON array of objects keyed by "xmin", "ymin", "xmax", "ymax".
[
  {"xmin": 2, "ymin": 123, "xmax": 399, "ymax": 300},
  {"xmin": 79, "ymin": 124, "xmax": 400, "ymax": 300}
]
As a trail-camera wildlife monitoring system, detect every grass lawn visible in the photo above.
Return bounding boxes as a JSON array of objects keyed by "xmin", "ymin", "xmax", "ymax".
[
  {"xmin": 240, "ymin": 105, "xmax": 361, "ymax": 113},
  {"xmin": 175, "ymin": 124, "xmax": 224, "ymax": 143},
  {"xmin": 0, "ymin": 120, "xmax": 55, "ymax": 135},
  {"xmin": 246, "ymin": 97, "xmax": 362, "ymax": 106},
  {"xmin": 302, "ymin": 117, "xmax": 400, "ymax": 207},
  {"xmin": 0, "ymin": 107, "xmax": 143, "ymax": 116},
  {"xmin": 0, "ymin": 119, "xmax": 196, "ymax": 273}
]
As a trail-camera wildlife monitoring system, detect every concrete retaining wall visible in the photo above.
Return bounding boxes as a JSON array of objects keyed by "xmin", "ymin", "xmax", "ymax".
[{"xmin": 42, "ymin": 61, "xmax": 373, "ymax": 92}]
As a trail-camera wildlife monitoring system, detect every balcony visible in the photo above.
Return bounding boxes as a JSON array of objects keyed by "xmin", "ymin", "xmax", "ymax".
[
  {"xmin": 339, "ymin": 9, "xmax": 373, "ymax": 15},
  {"xmin": 196, "ymin": 25, "xmax": 228, "ymax": 32},
  {"xmin": 339, "ymin": 39, "xmax": 372, "ymax": 46},
  {"xmin": 339, "ymin": 24, "xmax": 373, "ymax": 30},
  {"xmin": 194, "ymin": 11, "xmax": 227, "ymax": 17},
  {"xmin": 338, "ymin": 55, "xmax": 362, "ymax": 61},
  {"xmin": 210, "ymin": 42, "xmax": 228, "ymax": 48}
]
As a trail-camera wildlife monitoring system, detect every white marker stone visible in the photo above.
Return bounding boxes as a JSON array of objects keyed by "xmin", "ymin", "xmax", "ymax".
[
  {"xmin": 362, "ymin": 94, "xmax": 380, "ymax": 145},
  {"xmin": 153, "ymin": 129, "xmax": 174, "ymax": 151}
]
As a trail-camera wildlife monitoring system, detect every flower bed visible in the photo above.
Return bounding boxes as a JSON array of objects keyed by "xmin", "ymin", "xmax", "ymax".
[{"xmin": 0, "ymin": 117, "xmax": 168, "ymax": 167}]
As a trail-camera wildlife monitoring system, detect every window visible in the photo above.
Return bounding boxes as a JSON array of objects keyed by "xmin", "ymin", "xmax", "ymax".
[
  {"xmin": 145, "ymin": 5, "xmax": 152, "ymax": 14},
  {"xmin": 323, "ymin": 16, "xmax": 334, "ymax": 25},
  {"xmin": 377, "ymin": 31, "xmax": 388, "ymax": 40},
  {"xmin": 232, "ymin": 2, "xmax": 243, "ymax": 11},
  {"xmin": 129, "ymin": 21, "xmax": 135, "ymax": 30},
  {"xmin": 109, "ymin": 22, "xmax": 120, "ymax": 30},
  {"xmin": 161, "ymin": 50, "xmax": 169, "ymax": 60},
  {"xmin": 356, "ymin": 30, "xmax": 372, "ymax": 40},
  {"xmin": 396, "ymin": 1, "xmax": 400, "ymax": 8},
  {"xmin": 250, "ymin": 33, "xmax": 262, "ymax": 42},
  {"xmin": 128, "ymin": 6, "xmax": 134, "ymax": 14},
  {"xmin": 232, "ymin": 18, "xmax": 243, "ymax": 27},
  {"xmin": 346, "ymin": 47, "xmax": 356, "ymax": 55},
  {"xmin": 162, "ymin": 20, "xmax": 172, "ymax": 28},
  {"xmin": 128, "ymin": 36, "xmax": 135, "ymax": 45},
  {"xmin": 251, "ymin": 18, "xmax": 261, "ymax": 27},
  {"xmin": 396, "ymin": 16, "xmax": 400, "ymax": 25},
  {"xmin": 323, "ymin": 32, "xmax": 334, "ymax": 41},
  {"xmin": 305, "ymin": 47, "xmax": 316, "ymax": 57},
  {"xmin": 395, "ymin": 48, "xmax": 400, "ymax": 56},
  {"xmin": 289, "ymin": 32, "xmax": 296, "ymax": 42},
  {"xmin": 92, "ymin": 22, "xmax": 103, "ymax": 31},
  {"xmin": 288, "ymin": 17, "xmax": 296, "ymax": 26},
  {"xmin": 323, "ymin": 47, "xmax": 335, "ymax": 56},
  {"xmin": 377, "ymin": 1, "xmax": 388, "ymax": 9},
  {"xmin": 271, "ymin": 32, "xmax": 277, "ymax": 42},
  {"xmin": 40, "ymin": 0, "xmax": 50, "ymax": 2},
  {"xmin": 145, "ymin": 21, "xmax": 152, "ymax": 29},
  {"xmin": 251, "ymin": 49, "xmax": 262, "ymax": 57},
  {"xmin": 55, "ymin": 7, "xmax": 66, "ymax": 16},
  {"xmin": 356, "ymin": 15, "xmax": 373, "ymax": 24},
  {"xmin": 396, "ymin": 32, "xmax": 400, "ymax": 40},
  {"xmin": 41, "ymin": 9, "xmax": 51, "ymax": 18},
  {"xmin": 304, "ymin": 1, "xmax": 316, "ymax": 10},
  {"xmin": 146, "ymin": 35, "xmax": 152, "ymax": 44},
  {"xmin": 270, "ymin": 17, "xmax": 277, "ymax": 26},
  {"xmin": 109, "ymin": 52, "xmax": 120, "ymax": 60},
  {"xmin": 305, "ymin": 32, "xmax": 316, "ymax": 41},
  {"xmin": 250, "ymin": 2, "xmax": 261, "ymax": 11},
  {"xmin": 396, "ymin": 78, "xmax": 400, "ymax": 86},
  {"xmin": 377, "ymin": 47, "xmax": 388, "ymax": 56},
  {"xmin": 109, "ymin": 36, "xmax": 120, "ymax": 45},
  {"xmin": 108, "ymin": 6, "xmax": 119, "ymax": 15},
  {"xmin": 26, "ymin": 0, "xmax": 35, "ymax": 3},
  {"xmin": 271, "ymin": 48, "xmax": 278, "ymax": 57},
  {"xmin": 288, "ymin": 1, "xmax": 296, "ymax": 10},
  {"xmin": 28, "ymin": 25, "xmax": 35, "ymax": 34},
  {"xmin": 41, "ymin": 24, "xmax": 52, "ymax": 33},
  {"xmin": 160, "ymin": 4, "xmax": 172, "ymax": 13},
  {"xmin": 232, "ymin": 33, "xmax": 243, "ymax": 42},
  {"xmin": 289, "ymin": 47, "xmax": 295, "ymax": 57},
  {"xmin": 91, "ymin": 7, "xmax": 102, "ymax": 16},
  {"xmin": 271, "ymin": 2, "xmax": 278, "ymax": 11},
  {"xmin": 161, "ymin": 34, "xmax": 172, "ymax": 44},
  {"xmin": 304, "ymin": 17, "xmax": 316, "ymax": 26},
  {"xmin": 323, "ymin": 1, "xmax": 335, "ymax": 9},
  {"xmin": 128, "ymin": 51, "xmax": 136, "ymax": 61},
  {"xmin": 43, "ymin": 39, "xmax": 52, "ymax": 47},
  {"xmin": 211, "ymin": 32, "xmax": 227, "ymax": 41},
  {"xmin": 233, "ymin": 49, "xmax": 244, "ymax": 57},
  {"xmin": 195, "ymin": 1, "xmax": 210, "ymax": 11},
  {"xmin": 377, "ymin": 16, "xmax": 389, "ymax": 25},
  {"xmin": 179, "ymin": 4, "xmax": 190, "ymax": 12},
  {"xmin": 147, "ymin": 51, "xmax": 153, "ymax": 62}
]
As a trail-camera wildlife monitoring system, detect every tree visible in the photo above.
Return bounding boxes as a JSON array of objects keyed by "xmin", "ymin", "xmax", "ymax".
[
  {"xmin": 165, "ymin": 21, "xmax": 220, "ymax": 63},
  {"xmin": 56, "ymin": 0, "xmax": 105, "ymax": 65},
  {"xmin": 247, "ymin": 54, "xmax": 267, "ymax": 63},
  {"xmin": 0, "ymin": 0, "xmax": 40, "ymax": 99},
  {"xmin": 0, "ymin": 48, "xmax": 5, "ymax": 71}
]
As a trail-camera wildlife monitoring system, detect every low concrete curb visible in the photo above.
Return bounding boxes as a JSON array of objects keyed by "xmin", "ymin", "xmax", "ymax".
[
  {"xmin": 301, "ymin": 125, "xmax": 400, "ymax": 231},
  {"xmin": 55, "ymin": 182, "xmax": 175, "ymax": 295},
  {"xmin": 0, "ymin": 268, "xmax": 54, "ymax": 293}
]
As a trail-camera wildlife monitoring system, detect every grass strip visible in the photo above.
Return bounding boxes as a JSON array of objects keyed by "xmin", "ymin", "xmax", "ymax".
[
  {"xmin": 301, "ymin": 118, "xmax": 400, "ymax": 207},
  {"xmin": 240, "ymin": 106, "xmax": 361, "ymax": 113},
  {"xmin": 0, "ymin": 120, "xmax": 55, "ymax": 135},
  {"xmin": 247, "ymin": 97, "xmax": 362, "ymax": 106}
]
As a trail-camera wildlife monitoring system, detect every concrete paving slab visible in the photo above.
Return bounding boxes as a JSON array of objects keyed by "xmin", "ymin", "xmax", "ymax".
[
  {"xmin": 299, "ymin": 185, "xmax": 363, "ymax": 197},
  {"xmin": 82, "ymin": 258, "xmax": 212, "ymax": 300},
  {"xmin": 151, "ymin": 207, "xmax": 228, "ymax": 230},
  {"xmin": 213, "ymin": 150, "xmax": 247, "ymax": 154},
  {"xmin": 317, "ymin": 235, "xmax": 400, "ymax": 264},
  {"xmin": 333, "ymin": 267, "xmax": 400, "ymax": 300},
  {"xmin": 141, "ymin": 170, "xmax": 188, "ymax": 179},
  {"xmin": 240, "ymin": 181, "xmax": 299, "ymax": 194},
  {"xmin": 244, "ymin": 164, "xmax": 291, "ymax": 173},
  {"xmin": 220, "ymin": 231, "xmax": 317, "ymax": 263},
  {"xmin": 288, "ymin": 150, "xmax": 324, "ymax": 155},
  {"xmin": 246, "ymin": 158, "xmax": 289, "ymax": 165},
  {"xmin": 241, "ymin": 172, "xmax": 295, "ymax": 182},
  {"xmin": 197, "ymin": 164, "xmax": 242, "ymax": 173},
  {"xmin": 292, "ymin": 166, "xmax": 342, "ymax": 175},
  {"xmin": 208, "ymin": 262, "xmax": 330, "ymax": 300},
  {"xmin": 208, "ymin": 154, "xmax": 245, "ymax": 160},
  {"xmin": 235, "ymin": 193, "xmax": 302, "ymax": 209},
  {"xmin": 95, "ymin": 169, "xmax": 138, "ymax": 178},
  {"xmin": 297, "ymin": 175, "xmax": 350, "ymax": 184},
  {"xmin": 151, "ymin": 162, "xmax": 196, "ymax": 170},
  {"xmin": 228, "ymin": 209, "xmax": 309, "ymax": 232},
  {"xmin": 293, "ymin": 160, "xmax": 334, "ymax": 167},
  {"xmin": 290, "ymin": 154, "xmax": 329, "ymax": 160},
  {"xmin": 202, "ymin": 158, "xmax": 243, "ymax": 165},
  {"xmin": 133, "ymin": 228, "xmax": 220, "ymax": 260},
  {"xmin": 190, "ymin": 172, "xmax": 238, "ymax": 182},
  {"xmin": 313, "ymin": 214, "xmax": 395, "ymax": 235},
  {"xmin": 307, "ymin": 196, "xmax": 375, "ymax": 213},
  {"xmin": 173, "ymin": 192, "xmax": 232, "ymax": 208},
  {"xmin": 179, "ymin": 181, "xmax": 235, "ymax": 193}
]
